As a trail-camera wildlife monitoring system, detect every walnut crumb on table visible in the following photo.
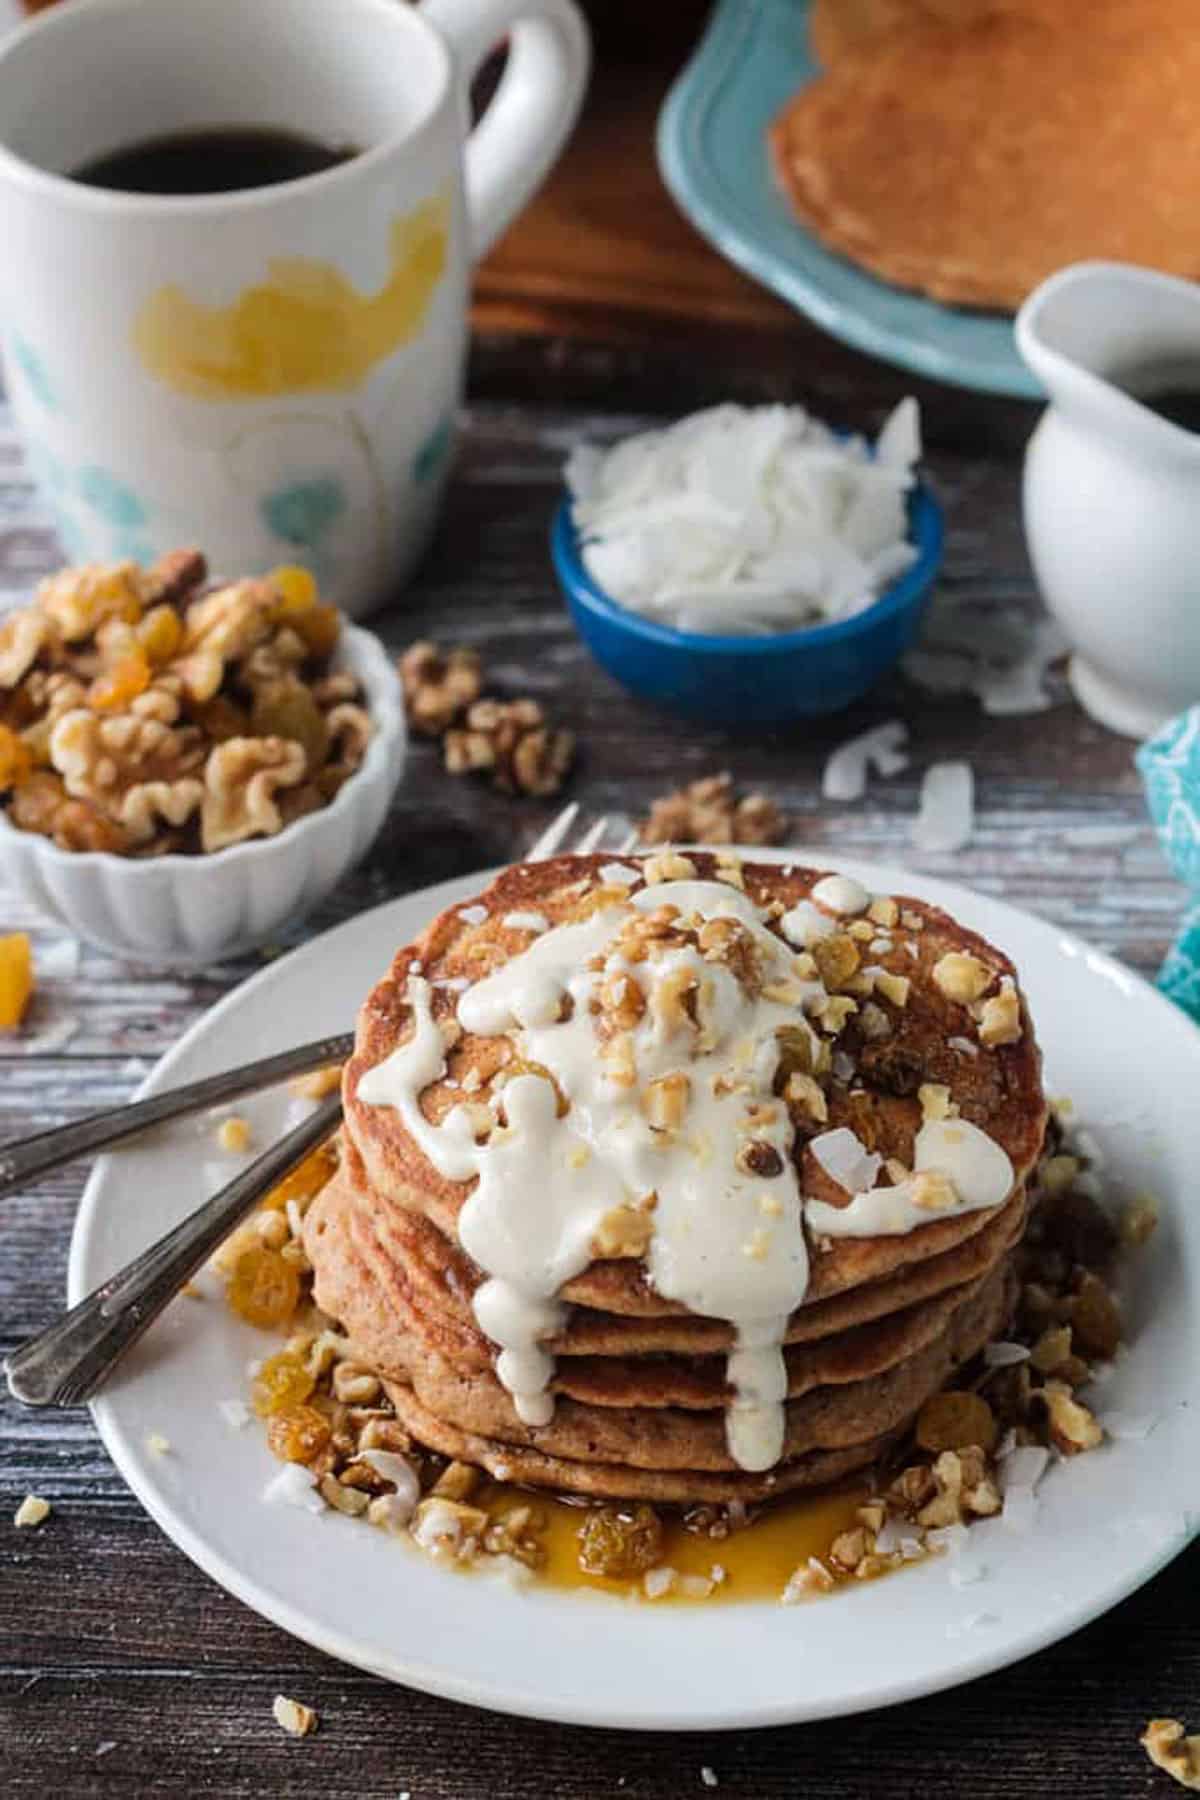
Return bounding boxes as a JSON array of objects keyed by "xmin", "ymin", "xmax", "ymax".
[
  {"xmin": 1142, "ymin": 1719, "xmax": 1200, "ymax": 1790},
  {"xmin": 272, "ymin": 1695, "xmax": 318, "ymax": 1739},
  {"xmin": 14, "ymin": 1493, "xmax": 51, "ymax": 1528},
  {"xmin": 638, "ymin": 773, "xmax": 785, "ymax": 847},
  {"xmin": 399, "ymin": 639, "xmax": 575, "ymax": 796}
]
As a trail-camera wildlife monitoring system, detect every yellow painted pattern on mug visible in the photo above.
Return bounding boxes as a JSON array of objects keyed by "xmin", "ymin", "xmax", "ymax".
[{"xmin": 134, "ymin": 192, "xmax": 449, "ymax": 399}]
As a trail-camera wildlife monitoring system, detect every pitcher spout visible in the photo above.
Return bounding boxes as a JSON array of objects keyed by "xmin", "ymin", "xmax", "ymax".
[{"xmin": 1017, "ymin": 260, "xmax": 1200, "ymax": 454}]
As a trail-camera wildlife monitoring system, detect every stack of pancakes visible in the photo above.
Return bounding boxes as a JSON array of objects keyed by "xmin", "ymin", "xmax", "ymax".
[
  {"xmin": 306, "ymin": 854, "xmax": 1046, "ymax": 1505},
  {"xmin": 774, "ymin": 0, "xmax": 1200, "ymax": 311}
]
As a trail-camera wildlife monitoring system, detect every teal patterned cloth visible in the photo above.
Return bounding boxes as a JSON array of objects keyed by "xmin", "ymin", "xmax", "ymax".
[{"xmin": 1136, "ymin": 706, "xmax": 1200, "ymax": 1021}]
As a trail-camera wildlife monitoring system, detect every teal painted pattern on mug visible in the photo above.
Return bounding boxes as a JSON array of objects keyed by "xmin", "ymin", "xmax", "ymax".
[
  {"xmin": 10, "ymin": 334, "xmax": 59, "ymax": 413},
  {"xmin": 413, "ymin": 412, "xmax": 454, "ymax": 484},
  {"xmin": 75, "ymin": 466, "xmax": 154, "ymax": 563},
  {"xmin": 261, "ymin": 477, "xmax": 348, "ymax": 552}
]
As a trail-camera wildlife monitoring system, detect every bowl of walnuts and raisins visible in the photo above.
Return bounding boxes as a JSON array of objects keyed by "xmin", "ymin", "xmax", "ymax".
[{"xmin": 0, "ymin": 550, "xmax": 405, "ymax": 965}]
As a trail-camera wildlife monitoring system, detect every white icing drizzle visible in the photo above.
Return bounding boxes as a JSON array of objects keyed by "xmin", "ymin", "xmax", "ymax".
[
  {"xmin": 356, "ymin": 876, "xmax": 1016, "ymax": 1475},
  {"xmin": 810, "ymin": 873, "xmax": 871, "ymax": 915},
  {"xmin": 805, "ymin": 1118, "xmax": 1013, "ymax": 1238}
]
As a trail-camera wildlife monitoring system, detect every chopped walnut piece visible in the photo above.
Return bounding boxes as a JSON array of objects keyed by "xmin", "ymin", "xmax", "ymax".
[
  {"xmin": 867, "ymin": 896, "xmax": 899, "ymax": 928},
  {"xmin": 201, "ymin": 736, "xmax": 306, "ymax": 852},
  {"xmin": 445, "ymin": 697, "xmax": 574, "ymax": 797},
  {"xmin": 1121, "ymin": 1193, "xmax": 1159, "ymax": 1247},
  {"xmin": 183, "ymin": 578, "xmax": 277, "ymax": 661},
  {"xmin": 828, "ymin": 1527, "xmax": 868, "ymax": 1571},
  {"xmin": 781, "ymin": 1557, "xmax": 836, "ymax": 1601},
  {"xmin": 643, "ymin": 1071, "xmax": 690, "ymax": 1131},
  {"xmin": 643, "ymin": 849, "xmax": 697, "ymax": 884},
  {"xmin": 784, "ymin": 1071, "xmax": 828, "ymax": 1123},
  {"xmin": 1039, "ymin": 1381, "xmax": 1104, "ymax": 1455},
  {"xmin": 1142, "ymin": 1719, "xmax": 1200, "ymax": 1791},
  {"xmin": 399, "ymin": 640, "xmax": 482, "ymax": 736},
  {"xmin": 931, "ymin": 951, "xmax": 992, "ymax": 1005},
  {"xmin": 976, "ymin": 979, "xmax": 1022, "ymax": 1046},
  {"xmin": 918, "ymin": 1083, "xmax": 956, "ymax": 1122},
  {"xmin": 0, "ymin": 608, "xmax": 47, "ymax": 687},
  {"xmin": 638, "ymin": 772, "xmax": 785, "ymax": 847},
  {"xmin": 272, "ymin": 1695, "xmax": 318, "ymax": 1739},
  {"xmin": 874, "ymin": 971, "xmax": 910, "ymax": 1008},
  {"xmin": 592, "ymin": 1203, "xmax": 654, "ymax": 1260},
  {"xmin": 14, "ymin": 1493, "xmax": 50, "ymax": 1528},
  {"xmin": 36, "ymin": 561, "xmax": 145, "ymax": 642}
]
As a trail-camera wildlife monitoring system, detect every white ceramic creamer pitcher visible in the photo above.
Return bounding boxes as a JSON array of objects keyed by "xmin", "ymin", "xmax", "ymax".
[{"xmin": 1016, "ymin": 261, "xmax": 1200, "ymax": 738}]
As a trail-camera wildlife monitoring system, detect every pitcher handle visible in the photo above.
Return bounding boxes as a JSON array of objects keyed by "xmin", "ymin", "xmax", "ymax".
[{"xmin": 422, "ymin": 0, "xmax": 590, "ymax": 264}]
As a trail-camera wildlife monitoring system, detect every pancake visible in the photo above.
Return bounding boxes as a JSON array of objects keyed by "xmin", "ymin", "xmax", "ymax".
[
  {"xmin": 311, "ymin": 850, "xmax": 1043, "ymax": 1504},
  {"xmin": 772, "ymin": 3, "xmax": 1200, "ymax": 311},
  {"xmin": 311, "ymin": 1156, "xmax": 1013, "ymax": 1407},
  {"xmin": 362, "ymin": 1259, "xmax": 1013, "ymax": 1472},
  {"xmin": 344, "ymin": 854, "xmax": 1045, "ymax": 1274},
  {"xmin": 382, "ymin": 1381, "xmax": 901, "ymax": 1504},
  {"xmin": 308, "ymin": 1140, "xmax": 1025, "ymax": 1359}
]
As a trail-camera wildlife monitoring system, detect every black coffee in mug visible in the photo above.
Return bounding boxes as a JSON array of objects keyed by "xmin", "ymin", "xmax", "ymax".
[{"xmin": 71, "ymin": 126, "xmax": 360, "ymax": 195}]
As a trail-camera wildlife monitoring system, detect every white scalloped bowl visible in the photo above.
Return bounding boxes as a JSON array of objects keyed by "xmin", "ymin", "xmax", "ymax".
[{"xmin": 0, "ymin": 622, "xmax": 405, "ymax": 967}]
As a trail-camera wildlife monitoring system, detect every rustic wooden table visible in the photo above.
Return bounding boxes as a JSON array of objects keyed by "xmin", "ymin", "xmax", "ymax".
[{"xmin": 2, "ymin": 32, "xmax": 1197, "ymax": 1798}]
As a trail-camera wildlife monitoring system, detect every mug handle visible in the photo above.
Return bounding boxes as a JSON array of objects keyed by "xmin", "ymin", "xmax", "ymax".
[{"xmin": 421, "ymin": 0, "xmax": 590, "ymax": 264}]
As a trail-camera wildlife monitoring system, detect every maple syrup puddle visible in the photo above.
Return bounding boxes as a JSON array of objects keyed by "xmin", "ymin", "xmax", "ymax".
[{"xmin": 463, "ymin": 1475, "xmax": 873, "ymax": 1604}]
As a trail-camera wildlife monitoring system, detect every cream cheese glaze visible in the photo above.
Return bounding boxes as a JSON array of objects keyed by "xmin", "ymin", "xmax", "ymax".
[{"xmin": 356, "ymin": 872, "xmax": 1017, "ymax": 1473}]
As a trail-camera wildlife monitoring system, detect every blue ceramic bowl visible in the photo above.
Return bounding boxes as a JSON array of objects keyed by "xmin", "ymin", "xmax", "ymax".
[{"xmin": 551, "ymin": 484, "xmax": 944, "ymax": 727}]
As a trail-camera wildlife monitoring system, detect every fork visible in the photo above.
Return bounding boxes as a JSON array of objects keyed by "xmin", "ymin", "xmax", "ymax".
[{"xmin": 4, "ymin": 805, "xmax": 637, "ymax": 1407}]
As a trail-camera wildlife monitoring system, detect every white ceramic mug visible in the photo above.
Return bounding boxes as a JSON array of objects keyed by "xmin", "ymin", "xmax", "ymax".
[{"xmin": 0, "ymin": 0, "xmax": 588, "ymax": 616}]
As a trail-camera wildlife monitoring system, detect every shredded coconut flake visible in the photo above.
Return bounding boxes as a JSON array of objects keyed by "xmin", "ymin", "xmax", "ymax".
[
  {"xmin": 458, "ymin": 905, "xmax": 488, "ymax": 926},
  {"xmin": 912, "ymin": 760, "xmax": 974, "ymax": 853},
  {"xmin": 262, "ymin": 1463, "xmax": 326, "ymax": 1514},
  {"xmin": 984, "ymin": 1340, "xmax": 1031, "ymax": 1369},
  {"xmin": 821, "ymin": 720, "xmax": 910, "ymax": 802},
  {"xmin": 565, "ymin": 400, "xmax": 922, "ymax": 635},
  {"xmin": 807, "ymin": 1126, "xmax": 882, "ymax": 1195}
]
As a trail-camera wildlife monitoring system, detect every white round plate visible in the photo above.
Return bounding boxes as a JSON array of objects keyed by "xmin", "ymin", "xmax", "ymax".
[{"xmin": 69, "ymin": 856, "xmax": 1200, "ymax": 1730}]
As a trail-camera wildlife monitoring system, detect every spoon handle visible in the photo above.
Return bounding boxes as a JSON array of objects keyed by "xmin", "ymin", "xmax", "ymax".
[{"xmin": 0, "ymin": 1031, "xmax": 354, "ymax": 1199}]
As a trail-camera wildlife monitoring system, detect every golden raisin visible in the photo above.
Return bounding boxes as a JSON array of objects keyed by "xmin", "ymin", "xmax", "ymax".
[
  {"xmin": 1067, "ymin": 1275, "xmax": 1122, "ymax": 1360},
  {"xmin": 915, "ymin": 1390, "xmax": 998, "ymax": 1454},
  {"xmin": 226, "ymin": 1246, "xmax": 301, "ymax": 1328},
  {"xmin": 261, "ymin": 1141, "xmax": 339, "ymax": 1212},
  {"xmin": 266, "ymin": 1403, "xmax": 331, "ymax": 1465},
  {"xmin": 87, "ymin": 649, "xmax": 150, "ymax": 711},
  {"xmin": 290, "ymin": 602, "xmax": 339, "ymax": 660},
  {"xmin": 577, "ymin": 1504, "xmax": 664, "ymax": 1579},
  {"xmin": 136, "ymin": 604, "xmax": 183, "ymax": 666},
  {"xmin": 0, "ymin": 722, "xmax": 33, "ymax": 789},
  {"xmin": 252, "ymin": 1350, "xmax": 316, "ymax": 1417},
  {"xmin": 270, "ymin": 564, "xmax": 318, "ymax": 616},
  {"xmin": 0, "ymin": 932, "xmax": 33, "ymax": 1029},
  {"xmin": 250, "ymin": 681, "xmax": 328, "ymax": 773}
]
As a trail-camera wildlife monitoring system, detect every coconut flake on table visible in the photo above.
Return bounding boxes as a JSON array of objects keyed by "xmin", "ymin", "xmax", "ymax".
[
  {"xmin": 902, "ymin": 592, "xmax": 1068, "ymax": 717},
  {"xmin": 822, "ymin": 720, "xmax": 910, "ymax": 802},
  {"xmin": 911, "ymin": 760, "xmax": 974, "ymax": 853},
  {"xmin": 564, "ymin": 399, "xmax": 922, "ymax": 635}
]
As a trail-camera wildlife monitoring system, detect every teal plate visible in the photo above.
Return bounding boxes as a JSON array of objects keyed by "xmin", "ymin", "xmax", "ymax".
[{"xmin": 656, "ymin": 0, "xmax": 1039, "ymax": 399}]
